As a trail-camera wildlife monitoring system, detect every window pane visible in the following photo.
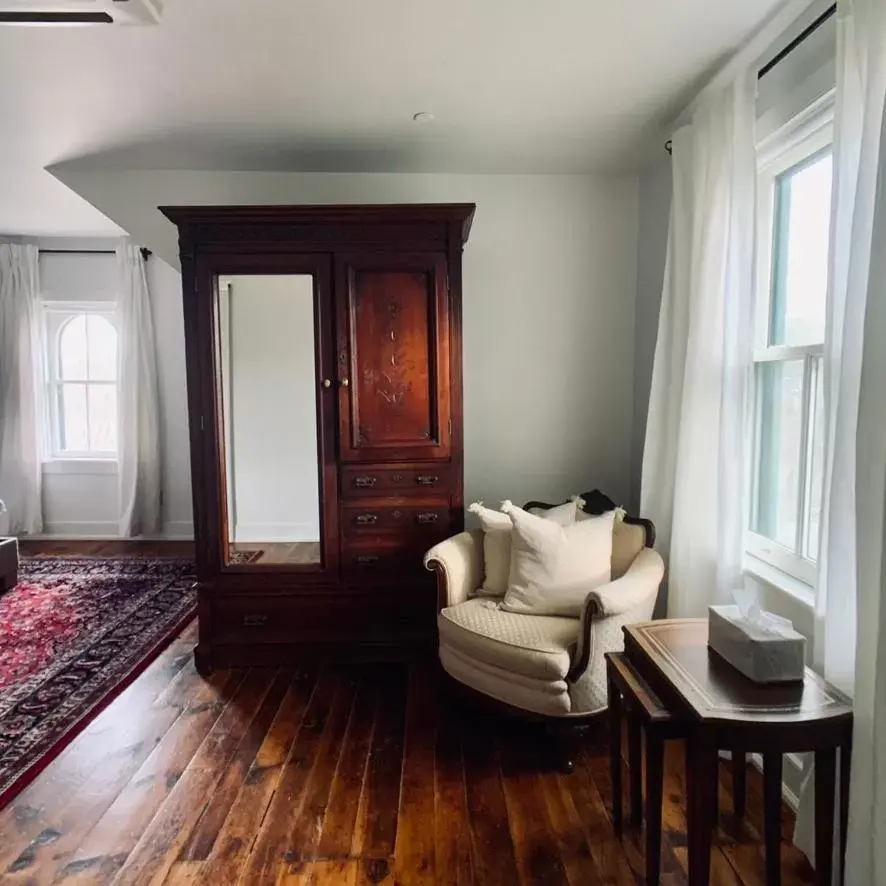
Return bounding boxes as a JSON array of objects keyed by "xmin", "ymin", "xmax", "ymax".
[
  {"xmin": 87, "ymin": 314, "xmax": 117, "ymax": 381},
  {"xmin": 770, "ymin": 150, "xmax": 832, "ymax": 346},
  {"xmin": 59, "ymin": 315, "xmax": 88, "ymax": 380},
  {"xmin": 87, "ymin": 385, "xmax": 117, "ymax": 451},
  {"xmin": 804, "ymin": 358, "xmax": 825, "ymax": 560},
  {"xmin": 60, "ymin": 383, "xmax": 89, "ymax": 451},
  {"xmin": 754, "ymin": 360, "xmax": 805, "ymax": 549}
]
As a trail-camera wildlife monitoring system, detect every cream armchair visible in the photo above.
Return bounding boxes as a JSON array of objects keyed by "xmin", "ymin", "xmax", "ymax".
[{"xmin": 424, "ymin": 504, "xmax": 664, "ymax": 726}]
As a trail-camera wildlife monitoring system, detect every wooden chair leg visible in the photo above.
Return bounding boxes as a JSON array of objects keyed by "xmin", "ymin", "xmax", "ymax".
[
  {"xmin": 763, "ymin": 753, "xmax": 783, "ymax": 886},
  {"xmin": 645, "ymin": 731, "xmax": 664, "ymax": 886},
  {"xmin": 607, "ymin": 668, "xmax": 623, "ymax": 832},
  {"xmin": 733, "ymin": 750, "xmax": 747, "ymax": 821},
  {"xmin": 628, "ymin": 712, "xmax": 643, "ymax": 828}
]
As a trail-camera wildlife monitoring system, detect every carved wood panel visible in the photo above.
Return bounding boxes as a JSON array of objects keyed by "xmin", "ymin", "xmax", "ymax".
[{"xmin": 338, "ymin": 255, "xmax": 451, "ymax": 463}]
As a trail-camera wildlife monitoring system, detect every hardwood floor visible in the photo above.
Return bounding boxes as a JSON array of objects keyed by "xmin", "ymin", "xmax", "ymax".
[
  {"xmin": 18, "ymin": 539, "xmax": 195, "ymax": 558},
  {"xmin": 19, "ymin": 539, "xmax": 319, "ymax": 566},
  {"xmin": 0, "ymin": 620, "xmax": 815, "ymax": 885}
]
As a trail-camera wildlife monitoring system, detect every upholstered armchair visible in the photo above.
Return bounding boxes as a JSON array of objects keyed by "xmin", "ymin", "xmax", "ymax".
[{"xmin": 424, "ymin": 495, "xmax": 664, "ymax": 740}]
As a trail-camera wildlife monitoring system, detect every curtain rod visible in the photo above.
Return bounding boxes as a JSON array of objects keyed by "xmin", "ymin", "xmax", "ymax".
[
  {"xmin": 40, "ymin": 248, "xmax": 152, "ymax": 260},
  {"xmin": 665, "ymin": 2, "xmax": 837, "ymax": 154},
  {"xmin": 758, "ymin": 3, "xmax": 836, "ymax": 80}
]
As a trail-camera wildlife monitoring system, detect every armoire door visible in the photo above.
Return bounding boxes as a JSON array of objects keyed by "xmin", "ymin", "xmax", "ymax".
[
  {"xmin": 336, "ymin": 254, "xmax": 451, "ymax": 463},
  {"xmin": 199, "ymin": 255, "xmax": 341, "ymax": 577}
]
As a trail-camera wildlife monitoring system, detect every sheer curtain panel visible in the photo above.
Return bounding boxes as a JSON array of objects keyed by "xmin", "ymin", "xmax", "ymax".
[
  {"xmin": 0, "ymin": 243, "xmax": 42, "ymax": 535},
  {"xmin": 793, "ymin": 0, "xmax": 886, "ymax": 879},
  {"xmin": 640, "ymin": 71, "xmax": 757, "ymax": 618},
  {"xmin": 117, "ymin": 242, "xmax": 161, "ymax": 537}
]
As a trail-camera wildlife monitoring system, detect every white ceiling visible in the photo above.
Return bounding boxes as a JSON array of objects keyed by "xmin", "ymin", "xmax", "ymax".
[{"xmin": 0, "ymin": 0, "xmax": 787, "ymax": 236}]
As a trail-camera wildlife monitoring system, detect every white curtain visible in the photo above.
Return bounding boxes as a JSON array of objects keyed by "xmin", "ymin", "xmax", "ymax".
[
  {"xmin": 640, "ymin": 71, "xmax": 757, "ymax": 617},
  {"xmin": 0, "ymin": 243, "xmax": 42, "ymax": 535},
  {"xmin": 117, "ymin": 242, "xmax": 161, "ymax": 537},
  {"xmin": 794, "ymin": 0, "xmax": 886, "ymax": 879}
]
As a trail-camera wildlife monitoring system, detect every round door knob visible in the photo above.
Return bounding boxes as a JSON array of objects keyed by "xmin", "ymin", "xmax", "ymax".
[
  {"xmin": 340, "ymin": 378, "xmax": 350, "ymax": 388},
  {"xmin": 321, "ymin": 378, "xmax": 332, "ymax": 388}
]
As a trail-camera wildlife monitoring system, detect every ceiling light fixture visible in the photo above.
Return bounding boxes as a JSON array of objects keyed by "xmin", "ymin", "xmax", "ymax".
[{"xmin": 412, "ymin": 112, "xmax": 435, "ymax": 123}]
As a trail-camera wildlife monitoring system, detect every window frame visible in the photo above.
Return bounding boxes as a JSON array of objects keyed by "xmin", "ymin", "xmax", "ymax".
[
  {"xmin": 42, "ymin": 301, "xmax": 120, "ymax": 461},
  {"xmin": 747, "ymin": 103, "xmax": 834, "ymax": 587}
]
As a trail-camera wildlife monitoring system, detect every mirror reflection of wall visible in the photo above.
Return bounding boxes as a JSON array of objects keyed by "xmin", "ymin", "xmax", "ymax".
[{"xmin": 218, "ymin": 274, "xmax": 321, "ymax": 566}]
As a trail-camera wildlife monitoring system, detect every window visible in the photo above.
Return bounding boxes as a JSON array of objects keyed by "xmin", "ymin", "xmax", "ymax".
[
  {"xmin": 44, "ymin": 305, "xmax": 119, "ymax": 458},
  {"xmin": 749, "ymin": 113, "xmax": 833, "ymax": 585}
]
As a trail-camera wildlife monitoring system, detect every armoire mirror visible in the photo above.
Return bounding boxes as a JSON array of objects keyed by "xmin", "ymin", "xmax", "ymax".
[{"xmin": 216, "ymin": 273, "xmax": 322, "ymax": 567}]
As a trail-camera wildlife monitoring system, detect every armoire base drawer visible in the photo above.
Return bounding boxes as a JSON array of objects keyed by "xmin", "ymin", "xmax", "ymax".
[{"xmin": 209, "ymin": 591, "xmax": 434, "ymax": 648}]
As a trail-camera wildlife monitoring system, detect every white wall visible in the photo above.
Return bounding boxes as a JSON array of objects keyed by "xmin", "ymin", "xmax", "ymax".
[
  {"xmin": 50, "ymin": 170, "xmax": 641, "ymax": 509},
  {"xmin": 224, "ymin": 274, "xmax": 320, "ymax": 542}
]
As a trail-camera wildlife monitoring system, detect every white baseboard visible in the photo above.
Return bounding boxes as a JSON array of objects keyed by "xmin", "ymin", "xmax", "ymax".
[
  {"xmin": 31, "ymin": 519, "xmax": 194, "ymax": 541},
  {"xmin": 749, "ymin": 751, "xmax": 805, "ymax": 811},
  {"xmin": 233, "ymin": 521, "xmax": 319, "ymax": 543},
  {"xmin": 158, "ymin": 520, "xmax": 194, "ymax": 540},
  {"xmin": 36, "ymin": 520, "xmax": 119, "ymax": 538}
]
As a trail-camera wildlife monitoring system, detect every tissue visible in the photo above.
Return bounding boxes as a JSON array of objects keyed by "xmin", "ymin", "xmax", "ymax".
[{"xmin": 708, "ymin": 603, "xmax": 806, "ymax": 684}]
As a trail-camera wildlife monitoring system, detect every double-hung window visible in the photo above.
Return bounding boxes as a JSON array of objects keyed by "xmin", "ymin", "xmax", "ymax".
[
  {"xmin": 748, "ymin": 107, "xmax": 833, "ymax": 586},
  {"xmin": 43, "ymin": 304, "xmax": 119, "ymax": 458}
]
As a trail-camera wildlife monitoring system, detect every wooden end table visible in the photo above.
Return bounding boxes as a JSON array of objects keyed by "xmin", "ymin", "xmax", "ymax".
[{"xmin": 622, "ymin": 619, "xmax": 853, "ymax": 886}]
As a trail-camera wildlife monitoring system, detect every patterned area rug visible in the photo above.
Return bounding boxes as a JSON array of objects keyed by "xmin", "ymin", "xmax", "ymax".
[{"xmin": 0, "ymin": 557, "xmax": 196, "ymax": 808}]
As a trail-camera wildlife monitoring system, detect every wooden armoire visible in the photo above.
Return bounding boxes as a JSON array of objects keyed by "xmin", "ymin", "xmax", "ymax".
[{"xmin": 160, "ymin": 204, "xmax": 474, "ymax": 672}]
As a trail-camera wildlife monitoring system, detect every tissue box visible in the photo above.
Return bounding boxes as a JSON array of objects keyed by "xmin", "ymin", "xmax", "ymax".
[{"xmin": 708, "ymin": 605, "xmax": 805, "ymax": 683}]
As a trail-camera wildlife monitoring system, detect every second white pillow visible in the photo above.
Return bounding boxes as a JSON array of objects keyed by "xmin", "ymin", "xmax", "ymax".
[
  {"xmin": 500, "ymin": 501, "xmax": 615, "ymax": 617},
  {"xmin": 467, "ymin": 499, "xmax": 578, "ymax": 596}
]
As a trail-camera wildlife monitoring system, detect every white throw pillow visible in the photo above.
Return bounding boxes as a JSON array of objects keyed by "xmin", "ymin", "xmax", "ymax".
[
  {"xmin": 467, "ymin": 499, "xmax": 578, "ymax": 596},
  {"xmin": 500, "ymin": 502, "xmax": 615, "ymax": 617}
]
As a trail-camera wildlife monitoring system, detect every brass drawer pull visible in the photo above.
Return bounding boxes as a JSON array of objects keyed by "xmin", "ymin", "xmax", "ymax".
[
  {"xmin": 416, "ymin": 512, "xmax": 440, "ymax": 524},
  {"xmin": 415, "ymin": 475, "xmax": 438, "ymax": 486},
  {"xmin": 243, "ymin": 614, "xmax": 268, "ymax": 627},
  {"xmin": 356, "ymin": 555, "xmax": 380, "ymax": 565},
  {"xmin": 353, "ymin": 476, "xmax": 377, "ymax": 488},
  {"xmin": 354, "ymin": 514, "xmax": 378, "ymax": 526}
]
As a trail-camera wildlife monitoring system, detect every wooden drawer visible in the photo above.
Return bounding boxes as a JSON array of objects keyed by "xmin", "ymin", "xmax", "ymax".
[
  {"xmin": 211, "ymin": 591, "xmax": 430, "ymax": 646},
  {"xmin": 341, "ymin": 464, "xmax": 453, "ymax": 499},
  {"xmin": 340, "ymin": 536, "xmax": 433, "ymax": 577},
  {"xmin": 342, "ymin": 501, "xmax": 452, "ymax": 536}
]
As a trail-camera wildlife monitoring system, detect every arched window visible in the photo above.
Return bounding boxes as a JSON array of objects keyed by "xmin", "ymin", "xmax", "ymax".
[{"xmin": 49, "ymin": 311, "xmax": 118, "ymax": 455}]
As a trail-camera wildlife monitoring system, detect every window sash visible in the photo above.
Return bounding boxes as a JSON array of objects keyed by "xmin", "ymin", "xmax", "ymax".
[
  {"xmin": 754, "ymin": 118, "xmax": 833, "ymax": 354},
  {"xmin": 748, "ymin": 352, "xmax": 822, "ymax": 585},
  {"xmin": 749, "ymin": 109, "xmax": 833, "ymax": 585},
  {"xmin": 42, "ymin": 303, "xmax": 119, "ymax": 460}
]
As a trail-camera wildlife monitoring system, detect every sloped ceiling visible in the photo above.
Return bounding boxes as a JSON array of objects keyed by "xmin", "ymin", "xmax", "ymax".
[{"xmin": 0, "ymin": 0, "xmax": 786, "ymax": 236}]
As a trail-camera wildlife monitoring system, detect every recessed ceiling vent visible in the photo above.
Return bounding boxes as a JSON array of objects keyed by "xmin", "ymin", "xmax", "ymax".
[{"xmin": 0, "ymin": 0, "xmax": 163, "ymax": 25}]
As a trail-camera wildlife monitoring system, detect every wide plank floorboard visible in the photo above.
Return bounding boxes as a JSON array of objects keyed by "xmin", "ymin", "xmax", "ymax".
[{"xmin": 2, "ymin": 589, "xmax": 815, "ymax": 884}]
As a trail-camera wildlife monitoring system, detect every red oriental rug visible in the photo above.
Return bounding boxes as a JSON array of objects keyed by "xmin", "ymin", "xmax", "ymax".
[{"xmin": 0, "ymin": 557, "xmax": 196, "ymax": 808}]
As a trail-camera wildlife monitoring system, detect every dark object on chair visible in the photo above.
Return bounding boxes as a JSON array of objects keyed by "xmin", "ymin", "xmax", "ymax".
[
  {"xmin": 0, "ymin": 537, "xmax": 18, "ymax": 593},
  {"xmin": 524, "ymin": 488, "xmax": 656, "ymax": 547}
]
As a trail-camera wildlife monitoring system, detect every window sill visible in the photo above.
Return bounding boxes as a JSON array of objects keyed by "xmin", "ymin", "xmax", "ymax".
[
  {"xmin": 743, "ymin": 553, "xmax": 815, "ymax": 609},
  {"xmin": 42, "ymin": 459, "xmax": 118, "ymax": 476}
]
